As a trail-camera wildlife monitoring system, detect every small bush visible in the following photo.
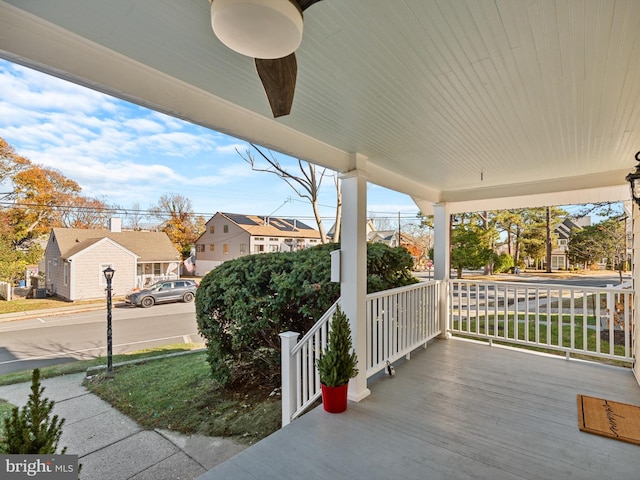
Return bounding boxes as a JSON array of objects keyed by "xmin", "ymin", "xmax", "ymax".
[{"xmin": 493, "ymin": 252, "xmax": 514, "ymax": 274}]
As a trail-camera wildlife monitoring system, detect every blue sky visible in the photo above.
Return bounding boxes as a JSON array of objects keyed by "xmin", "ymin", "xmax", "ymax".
[{"xmin": 0, "ymin": 59, "xmax": 420, "ymax": 229}]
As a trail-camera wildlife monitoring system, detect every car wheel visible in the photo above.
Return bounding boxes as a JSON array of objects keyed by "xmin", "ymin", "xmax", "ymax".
[
  {"xmin": 141, "ymin": 296, "xmax": 154, "ymax": 308},
  {"xmin": 183, "ymin": 292, "xmax": 195, "ymax": 303}
]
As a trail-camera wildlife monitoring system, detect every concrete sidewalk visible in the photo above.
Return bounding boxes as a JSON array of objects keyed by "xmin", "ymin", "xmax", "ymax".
[{"xmin": 0, "ymin": 373, "xmax": 246, "ymax": 480}]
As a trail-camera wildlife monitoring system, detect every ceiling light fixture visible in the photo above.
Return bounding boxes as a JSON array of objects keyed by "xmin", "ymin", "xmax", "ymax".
[
  {"xmin": 625, "ymin": 152, "xmax": 640, "ymax": 208},
  {"xmin": 210, "ymin": 0, "xmax": 303, "ymax": 59}
]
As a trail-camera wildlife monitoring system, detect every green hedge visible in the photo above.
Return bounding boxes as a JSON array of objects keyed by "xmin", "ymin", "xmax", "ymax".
[{"xmin": 195, "ymin": 242, "xmax": 416, "ymax": 387}]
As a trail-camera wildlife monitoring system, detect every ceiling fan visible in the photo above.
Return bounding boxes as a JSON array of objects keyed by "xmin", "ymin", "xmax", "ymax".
[{"xmin": 210, "ymin": 0, "xmax": 323, "ymax": 118}]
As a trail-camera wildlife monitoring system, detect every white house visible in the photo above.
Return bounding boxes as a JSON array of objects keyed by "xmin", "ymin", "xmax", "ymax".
[{"xmin": 44, "ymin": 219, "xmax": 181, "ymax": 300}]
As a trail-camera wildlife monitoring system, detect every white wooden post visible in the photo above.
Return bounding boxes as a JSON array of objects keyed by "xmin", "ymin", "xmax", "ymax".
[
  {"xmin": 341, "ymin": 162, "xmax": 371, "ymax": 402},
  {"xmin": 434, "ymin": 203, "xmax": 451, "ymax": 338},
  {"xmin": 606, "ymin": 284, "xmax": 614, "ymax": 330},
  {"xmin": 279, "ymin": 331, "xmax": 299, "ymax": 427}
]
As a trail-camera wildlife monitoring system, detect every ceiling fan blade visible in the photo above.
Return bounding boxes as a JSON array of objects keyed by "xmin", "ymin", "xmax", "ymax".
[
  {"xmin": 295, "ymin": 0, "xmax": 323, "ymax": 12},
  {"xmin": 255, "ymin": 53, "xmax": 297, "ymax": 118}
]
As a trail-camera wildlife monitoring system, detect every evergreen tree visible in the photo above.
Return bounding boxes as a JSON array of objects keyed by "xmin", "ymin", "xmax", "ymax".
[
  {"xmin": 316, "ymin": 306, "xmax": 359, "ymax": 387},
  {"xmin": 0, "ymin": 369, "xmax": 66, "ymax": 454}
]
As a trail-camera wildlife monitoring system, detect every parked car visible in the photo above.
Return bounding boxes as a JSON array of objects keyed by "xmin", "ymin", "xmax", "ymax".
[{"xmin": 125, "ymin": 279, "xmax": 198, "ymax": 308}]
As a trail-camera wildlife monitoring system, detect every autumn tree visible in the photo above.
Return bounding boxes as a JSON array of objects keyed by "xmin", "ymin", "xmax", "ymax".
[
  {"xmin": 150, "ymin": 193, "xmax": 205, "ymax": 258},
  {"xmin": 238, "ymin": 143, "xmax": 331, "ymax": 243},
  {"xmin": 1, "ymin": 137, "xmax": 111, "ymax": 248}
]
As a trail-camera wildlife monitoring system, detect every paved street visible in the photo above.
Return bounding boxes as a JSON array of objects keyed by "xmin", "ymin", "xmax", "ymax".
[{"xmin": 0, "ymin": 302, "xmax": 203, "ymax": 374}]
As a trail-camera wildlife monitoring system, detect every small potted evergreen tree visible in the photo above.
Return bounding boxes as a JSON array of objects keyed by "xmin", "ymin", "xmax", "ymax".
[{"xmin": 316, "ymin": 306, "xmax": 358, "ymax": 413}]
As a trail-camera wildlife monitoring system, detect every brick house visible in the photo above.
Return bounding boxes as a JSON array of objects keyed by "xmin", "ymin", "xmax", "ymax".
[
  {"xmin": 194, "ymin": 212, "xmax": 321, "ymax": 276},
  {"xmin": 44, "ymin": 219, "xmax": 181, "ymax": 300}
]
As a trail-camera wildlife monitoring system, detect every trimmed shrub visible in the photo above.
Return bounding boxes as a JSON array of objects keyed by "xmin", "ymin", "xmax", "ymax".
[{"xmin": 196, "ymin": 242, "xmax": 417, "ymax": 388}]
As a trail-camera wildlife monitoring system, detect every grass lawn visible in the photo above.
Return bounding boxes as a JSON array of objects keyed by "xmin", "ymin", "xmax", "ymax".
[
  {"xmin": 0, "ymin": 297, "xmax": 103, "ymax": 315},
  {"xmin": 85, "ymin": 351, "xmax": 281, "ymax": 444},
  {"xmin": 453, "ymin": 314, "xmax": 631, "ymax": 365},
  {"xmin": 0, "ymin": 344, "xmax": 281, "ymax": 445}
]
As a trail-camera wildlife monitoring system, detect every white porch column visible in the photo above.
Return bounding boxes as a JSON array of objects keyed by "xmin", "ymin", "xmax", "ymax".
[
  {"xmin": 631, "ymin": 201, "xmax": 640, "ymax": 384},
  {"xmin": 433, "ymin": 203, "xmax": 451, "ymax": 338},
  {"xmin": 341, "ymin": 166, "xmax": 370, "ymax": 402}
]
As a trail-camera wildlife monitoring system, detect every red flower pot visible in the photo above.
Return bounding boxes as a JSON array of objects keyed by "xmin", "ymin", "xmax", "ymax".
[{"xmin": 321, "ymin": 383, "xmax": 349, "ymax": 413}]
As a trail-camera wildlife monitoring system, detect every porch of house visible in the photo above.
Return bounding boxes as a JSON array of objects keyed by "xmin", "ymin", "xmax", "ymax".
[{"xmin": 200, "ymin": 337, "xmax": 640, "ymax": 480}]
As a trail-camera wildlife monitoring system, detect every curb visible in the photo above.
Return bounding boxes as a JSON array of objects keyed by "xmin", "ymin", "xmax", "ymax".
[
  {"xmin": 0, "ymin": 304, "xmax": 107, "ymax": 323},
  {"xmin": 85, "ymin": 348, "xmax": 207, "ymax": 377}
]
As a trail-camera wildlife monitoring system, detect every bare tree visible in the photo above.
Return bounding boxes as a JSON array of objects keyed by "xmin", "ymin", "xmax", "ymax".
[
  {"xmin": 238, "ymin": 143, "xmax": 331, "ymax": 243},
  {"xmin": 332, "ymin": 174, "xmax": 342, "ymax": 242}
]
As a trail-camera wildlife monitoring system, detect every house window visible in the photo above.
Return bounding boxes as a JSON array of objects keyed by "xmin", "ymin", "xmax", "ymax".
[
  {"xmin": 209, "ymin": 225, "xmax": 215, "ymax": 234},
  {"xmin": 99, "ymin": 263, "xmax": 113, "ymax": 286},
  {"xmin": 223, "ymin": 225, "xmax": 229, "ymax": 233},
  {"xmin": 196, "ymin": 244, "xmax": 205, "ymax": 253},
  {"xmin": 223, "ymin": 244, "xmax": 229, "ymax": 254},
  {"xmin": 209, "ymin": 244, "xmax": 215, "ymax": 251},
  {"xmin": 255, "ymin": 237, "xmax": 264, "ymax": 241},
  {"xmin": 63, "ymin": 263, "xmax": 69, "ymax": 286},
  {"xmin": 270, "ymin": 245, "xmax": 279, "ymax": 252},
  {"xmin": 254, "ymin": 245, "xmax": 265, "ymax": 253},
  {"xmin": 240, "ymin": 244, "xmax": 247, "ymax": 255},
  {"xmin": 154, "ymin": 263, "xmax": 161, "ymax": 276},
  {"xmin": 269, "ymin": 237, "xmax": 278, "ymax": 242},
  {"xmin": 53, "ymin": 258, "xmax": 58, "ymax": 267}
]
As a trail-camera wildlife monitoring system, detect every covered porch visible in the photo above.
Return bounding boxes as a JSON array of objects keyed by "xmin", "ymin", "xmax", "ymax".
[{"xmin": 201, "ymin": 338, "xmax": 640, "ymax": 480}]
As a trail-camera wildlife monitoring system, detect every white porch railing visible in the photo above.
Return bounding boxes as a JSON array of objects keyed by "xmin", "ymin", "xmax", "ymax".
[
  {"xmin": 365, "ymin": 281, "xmax": 442, "ymax": 376},
  {"xmin": 280, "ymin": 281, "xmax": 442, "ymax": 426},
  {"xmin": 281, "ymin": 279, "xmax": 634, "ymax": 427},
  {"xmin": 449, "ymin": 280, "xmax": 634, "ymax": 363}
]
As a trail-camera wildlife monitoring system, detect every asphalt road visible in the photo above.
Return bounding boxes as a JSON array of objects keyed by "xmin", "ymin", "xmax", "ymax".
[{"xmin": 0, "ymin": 301, "xmax": 203, "ymax": 375}]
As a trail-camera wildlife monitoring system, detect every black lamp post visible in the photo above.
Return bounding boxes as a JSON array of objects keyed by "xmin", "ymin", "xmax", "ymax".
[
  {"xmin": 103, "ymin": 267, "xmax": 115, "ymax": 375},
  {"xmin": 625, "ymin": 151, "xmax": 640, "ymax": 208}
]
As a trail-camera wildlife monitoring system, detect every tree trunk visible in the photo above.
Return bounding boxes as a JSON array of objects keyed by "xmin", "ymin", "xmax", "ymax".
[
  {"xmin": 545, "ymin": 206, "xmax": 552, "ymax": 273},
  {"xmin": 333, "ymin": 176, "xmax": 342, "ymax": 243},
  {"xmin": 312, "ymin": 199, "xmax": 327, "ymax": 244}
]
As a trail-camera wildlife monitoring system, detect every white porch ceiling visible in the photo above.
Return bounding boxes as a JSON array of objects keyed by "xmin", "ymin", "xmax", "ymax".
[{"xmin": 1, "ymin": 0, "xmax": 638, "ymax": 213}]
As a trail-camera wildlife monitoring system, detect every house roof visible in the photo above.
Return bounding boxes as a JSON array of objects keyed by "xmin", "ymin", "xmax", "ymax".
[
  {"xmin": 219, "ymin": 212, "xmax": 320, "ymax": 239},
  {"xmin": 51, "ymin": 228, "xmax": 180, "ymax": 261},
  {"xmin": 0, "ymin": 1, "xmax": 636, "ymax": 213},
  {"xmin": 555, "ymin": 219, "xmax": 583, "ymax": 241}
]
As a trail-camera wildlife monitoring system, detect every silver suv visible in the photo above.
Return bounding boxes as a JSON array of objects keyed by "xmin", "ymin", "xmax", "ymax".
[{"xmin": 125, "ymin": 279, "xmax": 198, "ymax": 308}]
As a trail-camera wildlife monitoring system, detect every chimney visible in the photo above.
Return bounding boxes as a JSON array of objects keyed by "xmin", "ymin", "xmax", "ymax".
[{"xmin": 109, "ymin": 218, "xmax": 122, "ymax": 233}]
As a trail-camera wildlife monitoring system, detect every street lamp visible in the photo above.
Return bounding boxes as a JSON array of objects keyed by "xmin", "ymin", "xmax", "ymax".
[
  {"xmin": 103, "ymin": 267, "xmax": 115, "ymax": 375},
  {"xmin": 625, "ymin": 151, "xmax": 640, "ymax": 208}
]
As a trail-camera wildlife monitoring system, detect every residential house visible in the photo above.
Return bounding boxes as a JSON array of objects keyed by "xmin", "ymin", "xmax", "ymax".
[
  {"xmin": 44, "ymin": 219, "xmax": 181, "ymax": 300},
  {"xmin": 550, "ymin": 218, "xmax": 588, "ymax": 270},
  {"xmin": 194, "ymin": 212, "xmax": 321, "ymax": 276}
]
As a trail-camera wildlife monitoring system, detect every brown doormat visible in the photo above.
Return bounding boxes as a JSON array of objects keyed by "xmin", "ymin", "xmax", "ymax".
[{"xmin": 577, "ymin": 394, "xmax": 640, "ymax": 446}]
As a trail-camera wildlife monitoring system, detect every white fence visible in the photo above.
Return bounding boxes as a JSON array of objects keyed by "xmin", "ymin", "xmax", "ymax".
[
  {"xmin": 449, "ymin": 280, "xmax": 634, "ymax": 362},
  {"xmin": 280, "ymin": 281, "xmax": 442, "ymax": 426}
]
